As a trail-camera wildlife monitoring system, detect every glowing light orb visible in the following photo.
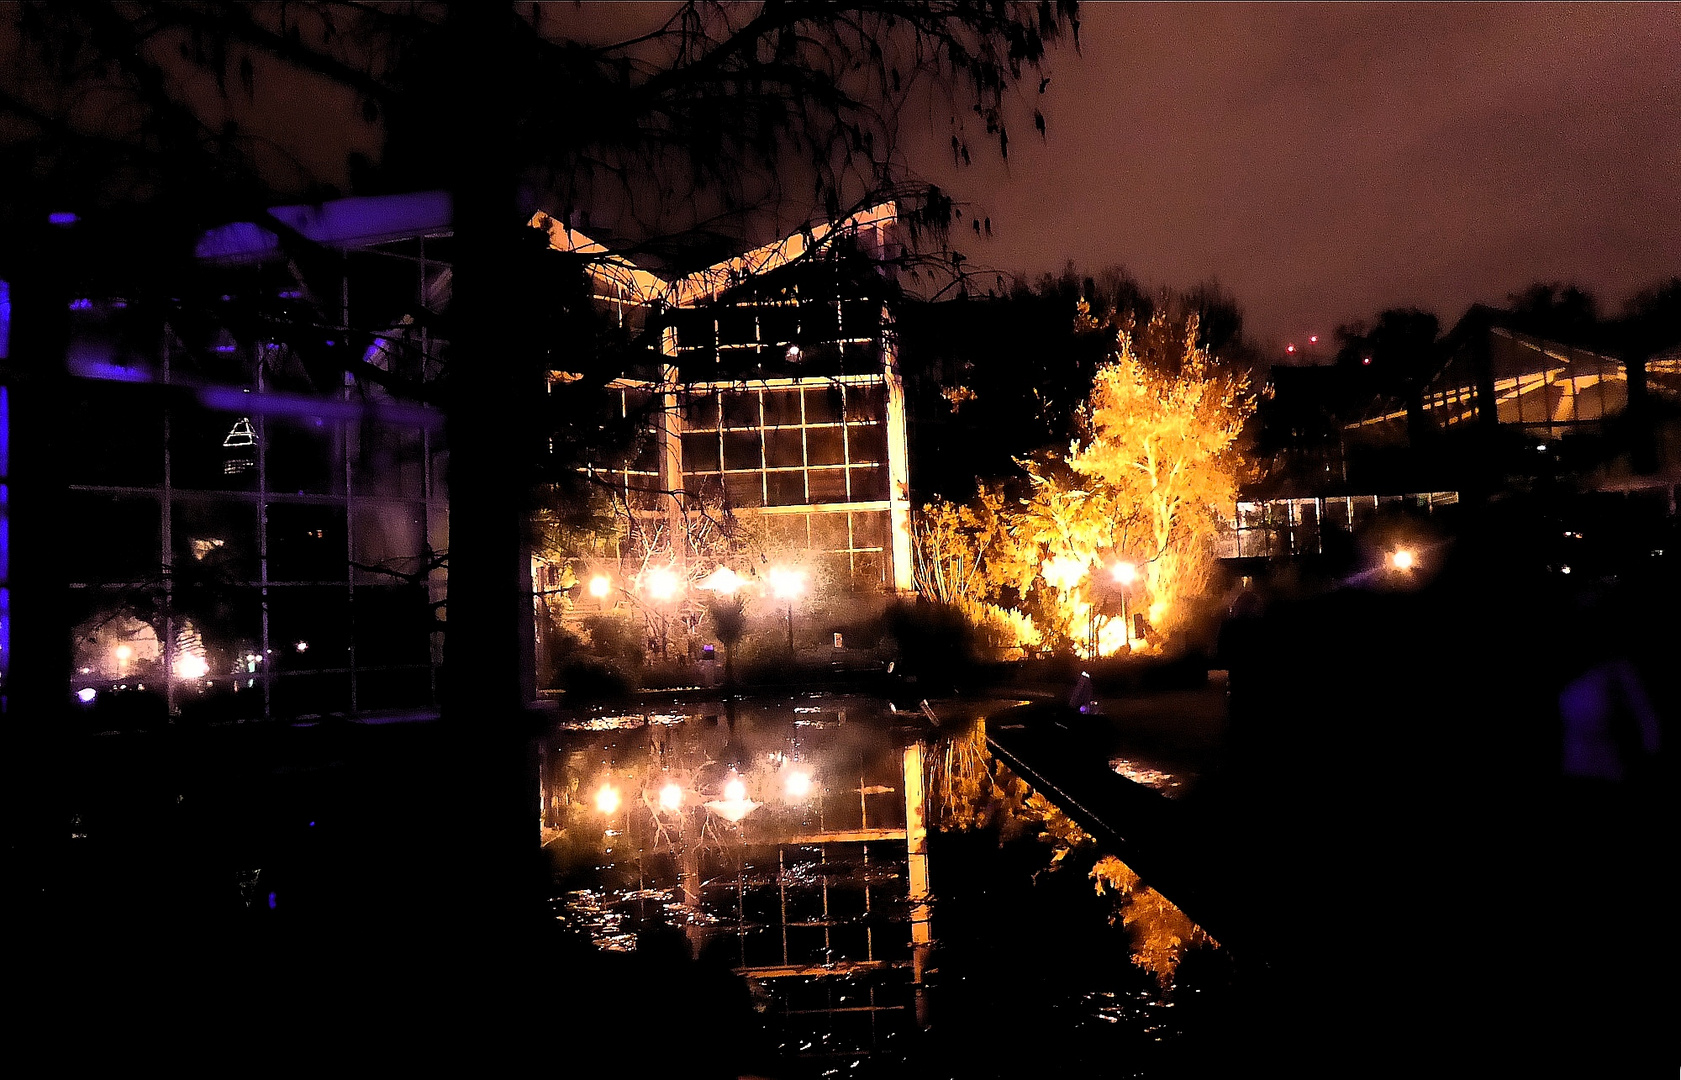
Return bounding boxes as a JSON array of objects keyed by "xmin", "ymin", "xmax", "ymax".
[
  {"xmin": 724, "ymin": 777, "xmax": 747, "ymax": 803},
  {"xmin": 1390, "ymin": 549, "xmax": 1415, "ymax": 572},
  {"xmin": 175, "ymin": 655, "xmax": 209, "ymax": 679},
  {"xmin": 647, "ymin": 567, "xmax": 680, "ymax": 601},
  {"xmin": 785, "ymin": 769, "xmax": 812, "ymax": 799},
  {"xmin": 1112, "ymin": 561, "xmax": 1138, "ymax": 586},
  {"xmin": 658, "ymin": 783, "xmax": 684, "ymax": 812},
  {"xmin": 699, "ymin": 566, "xmax": 743, "ymax": 595},
  {"xmin": 1041, "ymin": 556, "xmax": 1086, "ymax": 591},
  {"xmin": 114, "ymin": 644, "xmax": 133, "ymax": 662},
  {"xmin": 589, "ymin": 575, "xmax": 611, "ymax": 599},
  {"xmin": 768, "ymin": 567, "xmax": 805, "ymax": 600},
  {"xmin": 77, "ymin": 688, "xmax": 97, "ymax": 704},
  {"xmin": 594, "ymin": 784, "xmax": 621, "ymax": 814}
]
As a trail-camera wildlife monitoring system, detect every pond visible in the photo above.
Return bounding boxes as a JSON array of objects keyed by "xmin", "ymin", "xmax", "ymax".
[{"xmin": 540, "ymin": 693, "xmax": 1232, "ymax": 1078}]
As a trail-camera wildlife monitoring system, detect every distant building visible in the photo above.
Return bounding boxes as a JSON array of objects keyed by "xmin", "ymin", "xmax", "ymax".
[{"xmin": 1230, "ymin": 306, "xmax": 1681, "ymax": 564}]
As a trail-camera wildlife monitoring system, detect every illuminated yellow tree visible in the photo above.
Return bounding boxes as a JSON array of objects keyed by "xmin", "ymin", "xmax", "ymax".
[
  {"xmin": 1049, "ymin": 301, "xmax": 1252, "ymax": 643},
  {"xmin": 915, "ymin": 300, "xmax": 1252, "ymax": 652}
]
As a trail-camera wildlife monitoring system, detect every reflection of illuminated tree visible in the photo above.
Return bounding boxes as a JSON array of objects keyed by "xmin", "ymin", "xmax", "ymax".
[
  {"xmin": 930, "ymin": 725, "xmax": 1215, "ymax": 983},
  {"xmin": 1090, "ymin": 855, "xmax": 1215, "ymax": 986}
]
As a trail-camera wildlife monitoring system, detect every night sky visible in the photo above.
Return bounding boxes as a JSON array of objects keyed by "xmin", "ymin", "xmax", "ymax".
[{"xmin": 910, "ymin": 3, "xmax": 1679, "ymax": 350}]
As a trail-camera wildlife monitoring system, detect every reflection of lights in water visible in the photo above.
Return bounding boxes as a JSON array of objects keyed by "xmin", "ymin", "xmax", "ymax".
[
  {"xmin": 594, "ymin": 783, "xmax": 621, "ymax": 814},
  {"xmin": 658, "ymin": 783, "xmax": 683, "ymax": 812},
  {"xmin": 785, "ymin": 768, "xmax": 812, "ymax": 799},
  {"xmin": 704, "ymin": 796, "xmax": 759, "ymax": 823},
  {"xmin": 1109, "ymin": 758, "xmax": 1181, "ymax": 793}
]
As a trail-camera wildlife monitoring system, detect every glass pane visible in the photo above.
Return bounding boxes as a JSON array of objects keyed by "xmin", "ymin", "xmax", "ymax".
[
  {"xmin": 722, "ymin": 431, "xmax": 761, "ymax": 471},
  {"xmin": 840, "ymin": 299, "xmax": 879, "ymax": 337},
  {"xmin": 681, "ymin": 432, "xmax": 721, "ymax": 474},
  {"xmin": 268, "ymin": 417, "xmax": 342, "ymax": 496},
  {"xmin": 353, "ymin": 501, "xmax": 427, "ymax": 580},
  {"xmin": 267, "ymin": 503, "xmax": 348, "ymax": 582},
  {"xmin": 851, "ymin": 511, "xmax": 889, "ymax": 550},
  {"xmin": 267, "ymin": 585, "xmax": 351, "ymax": 672},
  {"xmin": 722, "ymin": 472, "xmax": 764, "ymax": 508},
  {"xmin": 64, "ymin": 383, "xmax": 165, "ymax": 487},
  {"xmin": 353, "ymin": 422, "xmax": 426, "ymax": 499},
  {"xmin": 800, "ymin": 300, "xmax": 840, "ymax": 341},
  {"xmin": 846, "ymin": 422, "xmax": 887, "ymax": 464},
  {"xmin": 849, "ymin": 465, "xmax": 888, "ymax": 501},
  {"xmin": 716, "ymin": 307, "xmax": 755, "ymax": 346},
  {"xmin": 804, "ymin": 386, "xmax": 843, "ymax": 425},
  {"xmin": 683, "ymin": 393, "xmax": 721, "ymax": 429},
  {"xmin": 806, "ymin": 427, "xmax": 845, "ymax": 466},
  {"xmin": 722, "ymin": 390, "xmax": 761, "ymax": 430},
  {"xmin": 809, "ymin": 510, "xmax": 850, "ymax": 551},
  {"xmin": 353, "ymin": 584, "xmax": 432, "ymax": 667},
  {"xmin": 172, "ymin": 408, "xmax": 260, "ymax": 492},
  {"xmin": 67, "ymin": 492, "xmax": 161, "ymax": 585},
  {"xmin": 764, "ymin": 428, "xmax": 805, "ymax": 468},
  {"xmin": 807, "ymin": 467, "xmax": 847, "ymax": 502},
  {"xmin": 173, "ymin": 498, "xmax": 260, "ymax": 582},
  {"xmin": 761, "ymin": 389, "xmax": 803, "ymax": 427},
  {"xmin": 766, "ymin": 471, "xmax": 807, "ymax": 506}
]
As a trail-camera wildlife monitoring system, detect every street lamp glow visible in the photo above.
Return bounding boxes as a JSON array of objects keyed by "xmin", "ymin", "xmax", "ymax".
[
  {"xmin": 114, "ymin": 644, "xmax": 133, "ymax": 661},
  {"xmin": 658, "ymin": 783, "xmax": 684, "ymax": 812},
  {"xmin": 699, "ymin": 566, "xmax": 743, "ymax": 595},
  {"xmin": 1390, "ymin": 548, "xmax": 1415, "ymax": 572},
  {"xmin": 724, "ymin": 777, "xmax": 747, "ymax": 803},
  {"xmin": 1112, "ymin": 561, "xmax": 1138, "ymax": 586},
  {"xmin": 594, "ymin": 783, "xmax": 621, "ymax": 815},
  {"xmin": 785, "ymin": 768, "xmax": 812, "ymax": 800},
  {"xmin": 588, "ymin": 574, "xmax": 611, "ymax": 599},
  {"xmin": 1041, "ymin": 556, "xmax": 1085, "ymax": 591},
  {"xmin": 647, "ymin": 567, "xmax": 680, "ymax": 601},
  {"xmin": 768, "ymin": 567, "xmax": 804, "ymax": 600}
]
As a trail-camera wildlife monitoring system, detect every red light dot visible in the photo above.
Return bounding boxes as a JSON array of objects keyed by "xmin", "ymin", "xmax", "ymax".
[{"xmin": 1286, "ymin": 344, "xmax": 1296, "ymax": 353}]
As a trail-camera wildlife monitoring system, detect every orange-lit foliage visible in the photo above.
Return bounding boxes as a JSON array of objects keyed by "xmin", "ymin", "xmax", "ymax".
[
  {"xmin": 1090, "ymin": 855, "xmax": 1216, "ymax": 986},
  {"xmin": 914, "ymin": 301, "xmax": 1253, "ymax": 652}
]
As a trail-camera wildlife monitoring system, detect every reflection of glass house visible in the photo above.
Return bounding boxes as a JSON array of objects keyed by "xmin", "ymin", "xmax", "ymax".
[
  {"xmin": 533, "ymin": 205, "xmax": 914, "ymax": 594},
  {"xmin": 55, "ymin": 192, "xmax": 451, "ymax": 720}
]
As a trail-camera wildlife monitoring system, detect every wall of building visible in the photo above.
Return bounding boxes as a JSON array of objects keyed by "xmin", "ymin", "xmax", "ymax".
[{"xmin": 62, "ymin": 214, "xmax": 448, "ymax": 722}]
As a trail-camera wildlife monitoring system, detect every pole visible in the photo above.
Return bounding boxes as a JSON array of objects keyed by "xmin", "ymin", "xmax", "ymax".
[{"xmin": 785, "ymin": 601, "xmax": 794, "ymax": 653}]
